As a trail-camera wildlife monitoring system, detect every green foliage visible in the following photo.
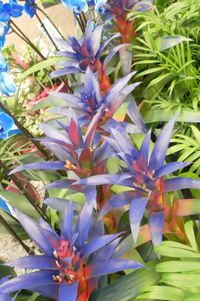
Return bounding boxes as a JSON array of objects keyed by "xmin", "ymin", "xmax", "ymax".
[
  {"xmin": 91, "ymin": 264, "xmax": 160, "ymax": 301},
  {"xmin": 0, "ymin": 260, "xmax": 16, "ymax": 277},
  {"xmin": 0, "ymin": 209, "xmax": 27, "ymax": 239},
  {"xmin": 128, "ymin": 0, "xmax": 200, "ymax": 112},
  {"xmin": 2, "ymin": 43, "xmax": 63, "ymax": 137},
  {"xmin": 0, "ymin": 135, "xmax": 33, "ymax": 166},
  {"xmin": 168, "ymin": 125, "xmax": 200, "ymax": 175},
  {"xmin": 39, "ymin": 0, "xmax": 59, "ymax": 5},
  {"xmin": 19, "ymin": 57, "xmax": 65, "ymax": 81},
  {"xmin": 0, "ymin": 190, "xmax": 40, "ymax": 219},
  {"xmin": 137, "ymin": 221, "xmax": 200, "ymax": 300}
]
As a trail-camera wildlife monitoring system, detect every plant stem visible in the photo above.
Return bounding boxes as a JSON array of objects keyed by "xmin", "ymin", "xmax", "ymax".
[
  {"xmin": 37, "ymin": 5, "xmax": 65, "ymax": 40},
  {"xmin": 9, "ymin": 26, "xmax": 29, "ymax": 44},
  {"xmin": 80, "ymin": 11, "xmax": 87, "ymax": 28},
  {"xmin": 34, "ymin": 10, "xmax": 59, "ymax": 51},
  {"xmin": 0, "ymin": 214, "xmax": 32, "ymax": 254},
  {"xmin": 10, "ymin": 21, "xmax": 46, "ymax": 60},
  {"xmin": 79, "ymin": 14, "xmax": 85, "ymax": 32},
  {"xmin": 75, "ymin": 15, "xmax": 84, "ymax": 33}
]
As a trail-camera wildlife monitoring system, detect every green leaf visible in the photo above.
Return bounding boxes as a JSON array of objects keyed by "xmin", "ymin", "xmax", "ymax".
[
  {"xmin": 0, "ymin": 260, "xmax": 16, "ymax": 277},
  {"xmin": 111, "ymin": 185, "xmax": 133, "ymax": 194},
  {"xmin": 178, "ymin": 148, "xmax": 197, "ymax": 163},
  {"xmin": 114, "ymin": 101, "xmax": 129, "ymax": 122},
  {"xmin": 35, "ymin": 296, "xmax": 54, "ymax": 301},
  {"xmin": 184, "ymin": 220, "xmax": 198, "ymax": 251},
  {"xmin": 190, "ymin": 158, "xmax": 200, "ymax": 173},
  {"xmin": 155, "ymin": 241, "xmax": 200, "ymax": 258},
  {"xmin": 0, "ymin": 209, "xmax": 27, "ymax": 239},
  {"xmin": 167, "ymin": 144, "xmax": 191, "ymax": 156},
  {"xmin": 156, "ymin": 261, "xmax": 200, "ymax": 273},
  {"xmin": 115, "ymin": 237, "xmax": 144, "ymax": 274},
  {"xmin": 107, "ymin": 157, "xmax": 120, "ymax": 174},
  {"xmin": 144, "ymin": 109, "xmax": 200, "ymax": 123},
  {"xmin": 147, "ymin": 73, "xmax": 172, "ymax": 88},
  {"xmin": 0, "ymin": 190, "xmax": 40, "ymax": 219},
  {"xmin": 137, "ymin": 285, "xmax": 184, "ymax": 300},
  {"xmin": 19, "ymin": 57, "xmax": 65, "ymax": 80},
  {"xmin": 185, "ymin": 292, "xmax": 200, "ymax": 301},
  {"xmin": 177, "ymin": 134, "xmax": 197, "ymax": 146},
  {"xmin": 16, "ymin": 292, "xmax": 43, "ymax": 301},
  {"xmin": 161, "ymin": 273, "xmax": 200, "ymax": 289},
  {"xmin": 136, "ymin": 67, "xmax": 165, "ymax": 78},
  {"xmin": 48, "ymin": 189, "xmax": 86, "ymax": 205},
  {"xmin": 133, "ymin": 60, "xmax": 159, "ymax": 65},
  {"xmin": 158, "ymin": 36, "xmax": 191, "ymax": 51},
  {"xmin": 32, "ymin": 94, "xmax": 67, "ymax": 111},
  {"xmin": 190, "ymin": 125, "xmax": 200, "ymax": 142},
  {"xmin": 69, "ymin": 192, "xmax": 86, "ymax": 205},
  {"xmin": 31, "ymin": 97, "xmax": 53, "ymax": 111},
  {"xmin": 90, "ymin": 265, "xmax": 160, "ymax": 301}
]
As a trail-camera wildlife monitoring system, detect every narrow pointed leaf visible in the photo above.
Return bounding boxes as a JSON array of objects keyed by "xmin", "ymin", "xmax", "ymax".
[
  {"xmin": 61, "ymin": 201, "xmax": 73, "ymax": 241},
  {"xmin": 81, "ymin": 234, "xmax": 121, "ymax": 257},
  {"xmin": 164, "ymin": 177, "xmax": 200, "ymax": 192},
  {"xmin": 58, "ymin": 282, "xmax": 78, "ymax": 301},
  {"xmin": 5, "ymin": 256, "xmax": 57, "ymax": 270},
  {"xmin": 75, "ymin": 202, "xmax": 93, "ymax": 248},
  {"xmin": 15, "ymin": 210, "xmax": 53, "ymax": 255},
  {"xmin": 149, "ymin": 117, "xmax": 176, "ymax": 171},
  {"xmin": 149, "ymin": 211, "xmax": 164, "ymax": 246},
  {"xmin": 74, "ymin": 173, "xmax": 132, "ymax": 186},
  {"xmin": 154, "ymin": 162, "xmax": 190, "ymax": 178},
  {"xmin": 86, "ymin": 259, "xmax": 143, "ymax": 279},
  {"xmin": 0, "ymin": 271, "xmax": 55, "ymax": 294},
  {"xmin": 9, "ymin": 162, "xmax": 66, "ymax": 175},
  {"xmin": 100, "ymin": 191, "xmax": 133, "ymax": 218},
  {"xmin": 130, "ymin": 197, "xmax": 148, "ymax": 243}
]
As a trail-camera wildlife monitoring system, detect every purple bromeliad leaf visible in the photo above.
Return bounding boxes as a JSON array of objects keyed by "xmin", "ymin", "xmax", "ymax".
[{"xmin": 0, "ymin": 276, "xmax": 18, "ymax": 301}]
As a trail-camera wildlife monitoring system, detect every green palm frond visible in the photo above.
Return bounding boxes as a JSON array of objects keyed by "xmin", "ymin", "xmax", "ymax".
[
  {"xmin": 132, "ymin": 29, "xmax": 198, "ymax": 98},
  {"xmin": 168, "ymin": 125, "xmax": 200, "ymax": 175},
  {"xmin": 129, "ymin": 0, "xmax": 200, "ymax": 112},
  {"xmin": 137, "ymin": 221, "xmax": 200, "ymax": 301}
]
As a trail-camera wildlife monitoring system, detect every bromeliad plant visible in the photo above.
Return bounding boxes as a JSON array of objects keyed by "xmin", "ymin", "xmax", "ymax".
[
  {"xmin": 50, "ymin": 21, "xmax": 129, "ymax": 94},
  {"xmin": 2, "ymin": 1, "xmax": 200, "ymax": 301},
  {"xmin": 43, "ymin": 68, "xmax": 144, "ymax": 134},
  {"xmin": 75, "ymin": 116, "xmax": 200, "ymax": 245},
  {"xmin": 0, "ymin": 202, "xmax": 142, "ymax": 300}
]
